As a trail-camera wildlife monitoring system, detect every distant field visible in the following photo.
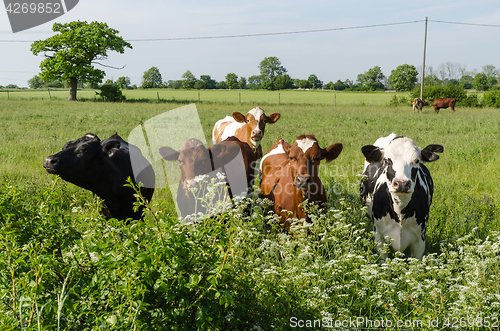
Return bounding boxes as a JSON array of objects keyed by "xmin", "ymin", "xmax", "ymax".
[{"xmin": 0, "ymin": 88, "xmax": 411, "ymax": 106}]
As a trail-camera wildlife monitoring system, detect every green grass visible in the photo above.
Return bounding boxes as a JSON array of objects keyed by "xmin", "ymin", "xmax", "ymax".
[
  {"xmin": 1, "ymin": 98, "xmax": 500, "ymax": 329},
  {"xmin": 0, "ymin": 88, "xmax": 410, "ymax": 106}
]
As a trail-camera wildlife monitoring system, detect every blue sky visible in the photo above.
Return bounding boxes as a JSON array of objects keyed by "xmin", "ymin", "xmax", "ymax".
[{"xmin": 1, "ymin": 0, "xmax": 499, "ymax": 87}]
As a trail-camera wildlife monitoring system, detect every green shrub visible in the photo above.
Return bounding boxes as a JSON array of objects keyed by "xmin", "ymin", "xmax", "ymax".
[
  {"xmin": 2, "ymin": 176, "xmax": 500, "ymax": 330},
  {"xmin": 459, "ymin": 93, "xmax": 481, "ymax": 107},
  {"xmin": 482, "ymin": 89, "xmax": 500, "ymax": 108},
  {"xmin": 387, "ymin": 95, "xmax": 410, "ymax": 107},
  {"xmin": 96, "ymin": 84, "xmax": 126, "ymax": 102},
  {"xmin": 411, "ymin": 84, "xmax": 467, "ymax": 103}
]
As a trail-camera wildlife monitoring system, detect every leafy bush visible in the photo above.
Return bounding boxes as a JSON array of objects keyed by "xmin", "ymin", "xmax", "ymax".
[
  {"xmin": 1, "ymin": 177, "xmax": 500, "ymax": 330},
  {"xmin": 411, "ymin": 84, "xmax": 467, "ymax": 103},
  {"xmin": 459, "ymin": 93, "xmax": 481, "ymax": 107},
  {"xmin": 482, "ymin": 89, "xmax": 500, "ymax": 108},
  {"xmin": 96, "ymin": 84, "xmax": 126, "ymax": 102},
  {"xmin": 387, "ymin": 95, "xmax": 410, "ymax": 107}
]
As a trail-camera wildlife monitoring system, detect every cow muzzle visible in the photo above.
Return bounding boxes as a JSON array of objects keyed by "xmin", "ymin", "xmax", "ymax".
[
  {"xmin": 295, "ymin": 175, "xmax": 312, "ymax": 191},
  {"xmin": 251, "ymin": 129, "xmax": 263, "ymax": 141},
  {"xmin": 392, "ymin": 179, "xmax": 412, "ymax": 193},
  {"xmin": 43, "ymin": 156, "xmax": 60, "ymax": 174},
  {"xmin": 183, "ymin": 179, "xmax": 197, "ymax": 190}
]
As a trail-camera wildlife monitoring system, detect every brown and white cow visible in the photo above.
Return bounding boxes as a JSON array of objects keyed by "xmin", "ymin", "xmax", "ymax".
[
  {"xmin": 212, "ymin": 107, "xmax": 280, "ymax": 159},
  {"xmin": 412, "ymin": 98, "xmax": 429, "ymax": 113},
  {"xmin": 260, "ymin": 135, "xmax": 343, "ymax": 228},
  {"xmin": 433, "ymin": 98, "xmax": 456, "ymax": 113},
  {"xmin": 159, "ymin": 136, "xmax": 256, "ymax": 219}
]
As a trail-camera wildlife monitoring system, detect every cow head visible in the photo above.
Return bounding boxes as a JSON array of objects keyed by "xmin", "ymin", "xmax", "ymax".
[
  {"xmin": 43, "ymin": 133, "xmax": 121, "ymax": 189},
  {"xmin": 282, "ymin": 135, "xmax": 343, "ymax": 194},
  {"xmin": 159, "ymin": 138, "xmax": 212, "ymax": 192},
  {"xmin": 422, "ymin": 100, "xmax": 429, "ymax": 106},
  {"xmin": 362, "ymin": 137, "xmax": 443, "ymax": 194},
  {"xmin": 231, "ymin": 107, "xmax": 280, "ymax": 143}
]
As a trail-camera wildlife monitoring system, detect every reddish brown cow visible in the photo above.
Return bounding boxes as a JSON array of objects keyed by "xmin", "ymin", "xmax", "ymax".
[
  {"xmin": 260, "ymin": 135, "xmax": 343, "ymax": 228},
  {"xmin": 159, "ymin": 136, "xmax": 256, "ymax": 218},
  {"xmin": 412, "ymin": 98, "xmax": 429, "ymax": 113},
  {"xmin": 433, "ymin": 98, "xmax": 456, "ymax": 113},
  {"xmin": 212, "ymin": 106, "xmax": 280, "ymax": 159}
]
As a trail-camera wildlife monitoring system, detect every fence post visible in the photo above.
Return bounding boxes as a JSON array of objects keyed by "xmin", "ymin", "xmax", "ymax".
[
  {"xmin": 7, "ymin": 91, "xmax": 9, "ymax": 100},
  {"xmin": 279, "ymin": 93, "xmax": 280, "ymax": 105},
  {"xmin": 48, "ymin": 88, "xmax": 51, "ymax": 99},
  {"xmin": 157, "ymin": 91, "xmax": 160, "ymax": 102},
  {"xmin": 335, "ymin": 93, "xmax": 336, "ymax": 106},
  {"xmin": 394, "ymin": 94, "xmax": 397, "ymax": 106},
  {"xmin": 198, "ymin": 92, "xmax": 200, "ymax": 103},
  {"xmin": 239, "ymin": 92, "xmax": 241, "ymax": 104}
]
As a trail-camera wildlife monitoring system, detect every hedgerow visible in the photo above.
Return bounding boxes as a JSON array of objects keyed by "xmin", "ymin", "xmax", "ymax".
[{"xmin": 1, "ymin": 179, "xmax": 499, "ymax": 330}]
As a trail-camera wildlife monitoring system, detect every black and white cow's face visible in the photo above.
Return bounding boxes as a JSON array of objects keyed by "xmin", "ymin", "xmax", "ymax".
[{"xmin": 362, "ymin": 137, "xmax": 443, "ymax": 195}]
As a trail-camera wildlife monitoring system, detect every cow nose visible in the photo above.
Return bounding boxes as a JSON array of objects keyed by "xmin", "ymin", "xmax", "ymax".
[
  {"xmin": 392, "ymin": 179, "xmax": 411, "ymax": 193},
  {"xmin": 295, "ymin": 175, "xmax": 312, "ymax": 190},
  {"xmin": 184, "ymin": 179, "xmax": 196, "ymax": 189},
  {"xmin": 251, "ymin": 129, "xmax": 262, "ymax": 140},
  {"xmin": 43, "ymin": 156, "xmax": 58, "ymax": 168}
]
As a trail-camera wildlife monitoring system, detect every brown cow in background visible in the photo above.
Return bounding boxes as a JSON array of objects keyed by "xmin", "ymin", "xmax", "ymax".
[
  {"xmin": 433, "ymin": 98, "xmax": 456, "ymax": 113},
  {"xmin": 412, "ymin": 98, "xmax": 429, "ymax": 113}
]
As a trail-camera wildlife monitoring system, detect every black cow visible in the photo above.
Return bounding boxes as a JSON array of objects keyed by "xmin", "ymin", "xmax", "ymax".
[
  {"xmin": 43, "ymin": 133, "xmax": 155, "ymax": 221},
  {"xmin": 360, "ymin": 134, "xmax": 443, "ymax": 259}
]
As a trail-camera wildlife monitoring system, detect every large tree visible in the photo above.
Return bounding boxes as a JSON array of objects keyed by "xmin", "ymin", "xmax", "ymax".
[
  {"xmin": 142, "ymin": 67, "xmax": 163, "ymax": 88},
  {"xmin": 31, "ymin": 21, "xmax": 132, "ymax": 101},
  {"xmin": 357, "ymin": 66, "xmax": 385, "ymax": 91},
  {"xmin": 388, "ymin": 64, "xmax": 418, "ymax": 92},
  {"xmin": 200, "ymin": 75, "xmax": 216, "ymax": 89},
  {"xmin": 307, "ymin": 74, "xmax": 323, "ymax": 89},
  {"xmin": 182, "ymin": 70, "xmax": 196, "ymax": 89},
  {"xmin": 258, "ymin": 56, "xmax": 287, "ymax": 90},
  {"xmin": 225, "ymin": 73, "xmax": 238, "ymax": 89}
]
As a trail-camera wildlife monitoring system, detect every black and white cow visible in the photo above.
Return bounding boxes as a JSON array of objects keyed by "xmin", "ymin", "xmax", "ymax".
[
  {"xmin": 360, "ymin": 133, "xmax": 443, "ymax": 259},
  {"xmin": 44, "ymin": 133, "xmax": 155, "ymax": 221}
]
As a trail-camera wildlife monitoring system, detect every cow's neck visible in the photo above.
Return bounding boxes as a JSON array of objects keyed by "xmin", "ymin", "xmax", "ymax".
[
  {"xmin": 250, "ymin": 138, "xmax": 260, "ymax": 151},
  {"xmin": 389, "ymin": 192, "xmax": 413, "ymax": 222}
]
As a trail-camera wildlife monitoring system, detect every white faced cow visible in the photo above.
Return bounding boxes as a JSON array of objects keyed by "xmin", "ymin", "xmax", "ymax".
[
  {"xmin": 212, "ymin": 106, "xmax": 280, "ymax": 159},
  {"xmin": 360, "ymin": 134, "xmax": 443, "ymax": 260}
]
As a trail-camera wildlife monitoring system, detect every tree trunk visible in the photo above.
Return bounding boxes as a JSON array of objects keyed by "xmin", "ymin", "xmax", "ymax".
[{"xmin": 68, "ymin": 77, "xmax": 78, "ymax": 101}]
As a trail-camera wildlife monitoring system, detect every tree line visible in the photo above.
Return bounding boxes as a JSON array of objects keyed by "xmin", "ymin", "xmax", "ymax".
[
  {"xmin": 21, "ymin": 56, "xmax": 500, "ymax": 94},
  {"xmin": 12, "ymin": 20, "xmax": 500, "ymax": 101}
]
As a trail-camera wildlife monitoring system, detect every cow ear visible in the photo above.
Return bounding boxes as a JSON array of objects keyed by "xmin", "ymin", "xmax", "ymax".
[
  {"xmin": 281, "ymin": 139, "xmax": 292, "ymax": 155},
  {"xmin": 232, "ymin": 112, "xmax": 246, "ymax": 123},
  {"xmin": 211, "ymin": 144, "xmax": 227, "ymax": 159},
  {"xmin": 362, "ymin": 145, "xmax": 383, "ymax": 163},
  {"xmin": 421, "ymin": 144, "xmax": 443, "ymax": 162},
  {"xmin": 102, "ymin": 140, "xmax": 121, "ymax": 155},
  {"xmin": 158, "ymin": 146, "xmax": 180, "ymax": 161},
  {"xmin": 265, "ymin": 112, "xmax": 281, "ymax": 124},
  {"xmin": 322, "ymin": 143, "xmax": 343, "ymax": 161}
]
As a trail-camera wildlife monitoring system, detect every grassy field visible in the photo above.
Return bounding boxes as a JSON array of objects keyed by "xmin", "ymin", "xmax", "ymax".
[
  {"xmin": 0, "ymin": 88, "xmax": 412, "ymax": 107},
  {"xmin": 1, "ymin": 97, "xmax": 500, "ymax": 329}
]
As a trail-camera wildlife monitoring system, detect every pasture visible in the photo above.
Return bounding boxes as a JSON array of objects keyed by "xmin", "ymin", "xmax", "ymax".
[
  {"xmin": 1, "ymin": 96, "xmax": 500, "ymax": 329},
  {"xmin": 0, "ymin": 88, "xmax": 410, "ymax": 107}
]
